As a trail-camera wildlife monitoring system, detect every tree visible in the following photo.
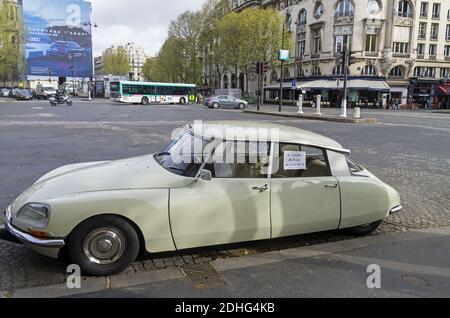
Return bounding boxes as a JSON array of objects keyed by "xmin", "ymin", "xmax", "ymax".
[
  {"xmin": 0, "ymin": 0, "xmax": 23, "ymax": 85},
  {"xmin": 142, "ymin": 37, "xmax": 188, "ymax": 83},
  {"xmin": 199, "ymin": 0, "xmax": 231, "ymax": 89},
  {"xmin": 168, "ymin": 11, "xmax": 203, "ymax": 84},
  {"xmin": 100, "ymin": 47, "xmax": 131, "ymax": 76}
]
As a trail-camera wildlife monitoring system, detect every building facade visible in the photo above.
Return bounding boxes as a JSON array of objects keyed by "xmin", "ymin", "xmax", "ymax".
[
  {"xmin": 102, "ymin": 42, "xmax": 147, "ymax": 81},
  {"xmin": 221, "ymin": 0, "xmax": 450, "ymax": 108}
]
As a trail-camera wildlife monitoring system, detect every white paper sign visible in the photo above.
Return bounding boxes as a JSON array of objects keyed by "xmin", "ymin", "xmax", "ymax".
[{"xmin": 284, "ymin": 151, "xmax": 306, "ymax": 170}]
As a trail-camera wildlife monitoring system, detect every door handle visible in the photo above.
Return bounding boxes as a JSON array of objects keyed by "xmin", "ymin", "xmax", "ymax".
[
  {"xmin": 324, "ymin": 184, "xmax": 338, "ymax": 189},
  {"xmin": 253, "ymin": 184, "xmax": 269, "ymax": 192}
]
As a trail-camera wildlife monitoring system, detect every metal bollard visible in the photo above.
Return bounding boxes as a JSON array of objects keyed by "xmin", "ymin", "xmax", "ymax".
[
  {"xmin": 315, "ymin": 95, "xmax": 322, "ymax": 115},
  {"xmin": 297, "ymin": 94, "xmax": 304, "ymax": 114},
  {"xmin": 354, "ymin": 107, "xmax": 361, "ymax": 119}
]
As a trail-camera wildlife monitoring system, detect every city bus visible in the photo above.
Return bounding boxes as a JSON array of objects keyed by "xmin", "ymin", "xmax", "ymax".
[{"xmin": 110, "ymin": 81, "xmax": 197, "ymax": 105}]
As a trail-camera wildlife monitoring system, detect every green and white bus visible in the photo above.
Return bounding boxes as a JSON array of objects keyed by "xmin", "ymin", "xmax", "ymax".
[{"xmin": 110, "ymin": 81, "xmax": 197, "ymax": 105}]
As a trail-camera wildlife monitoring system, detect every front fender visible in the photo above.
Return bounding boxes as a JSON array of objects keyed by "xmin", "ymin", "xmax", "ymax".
[{"xmin": 38, "ymin": 189, "xmax": 175, "ymax": 253}]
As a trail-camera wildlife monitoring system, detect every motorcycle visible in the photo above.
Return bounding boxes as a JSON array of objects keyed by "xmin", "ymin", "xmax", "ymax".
[{"xmin": 49, "ymin": 93, "xmax": 73, "ymax": 107}]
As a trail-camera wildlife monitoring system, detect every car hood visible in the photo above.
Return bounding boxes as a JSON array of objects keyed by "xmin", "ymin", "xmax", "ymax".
[{"xmin": 9, "ymin": 155, "xmax": 194, "ymax": 211}]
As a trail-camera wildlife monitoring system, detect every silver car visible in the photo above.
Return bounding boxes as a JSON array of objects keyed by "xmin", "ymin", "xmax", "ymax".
[{"xmin": 204, "ymin": 95, "xmax": 248, "ymax": 109}]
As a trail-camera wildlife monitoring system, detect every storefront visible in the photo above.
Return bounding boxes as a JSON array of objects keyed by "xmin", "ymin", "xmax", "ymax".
[
  {"xmin": 264, "ymin": 78, "xmax": 390, "ymax": 108},
  {"xmin": 438, "ymin": 83, "xmax": 450, "ymax": 109},
  {"xmin": 410, "ymin": 79, "xmax": 439, "ymax": 107}
]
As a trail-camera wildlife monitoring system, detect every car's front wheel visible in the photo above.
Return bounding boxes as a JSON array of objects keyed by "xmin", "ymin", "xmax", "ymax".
[
  {"xmin": 68, "ymin": 215, "xmax": 140, "ymax": 276},
  {"xmin": 344, "ymin": 220, "xmax": 382, "ymax": 236}
]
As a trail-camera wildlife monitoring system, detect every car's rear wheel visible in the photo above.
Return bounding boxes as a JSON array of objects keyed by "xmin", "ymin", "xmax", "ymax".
[
  {"xmin": 141, "ymin": 97, "xmax": 149, "ymax": 105},
  {"xmin": 344, "ymin": 220, "xmax": 383, "ymax": 236},
  {"xmin": 68, "ymin": 215, "xmax": 140, "ymax": 276},
  {"xmin": 212, "ymin": 102, "xmax": 220, "ymax": 109}
]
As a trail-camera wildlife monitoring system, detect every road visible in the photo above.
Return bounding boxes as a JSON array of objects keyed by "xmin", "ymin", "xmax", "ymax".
[{"xmin": 0, "ymin": 98, "xmax": 449, "ymax": 295}]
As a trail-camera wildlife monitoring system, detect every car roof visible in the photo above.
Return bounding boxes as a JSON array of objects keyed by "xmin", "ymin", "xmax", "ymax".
[{"xmin": 185, "ymin": 121, "xmax": 349, "ymax": 154}]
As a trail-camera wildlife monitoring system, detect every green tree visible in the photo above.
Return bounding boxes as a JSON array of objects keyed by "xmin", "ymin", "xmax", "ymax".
[
  {"xmin": 168, "ymin": 11, "xmax": 203, "ymax": 84},
  {"xmin": 0, "ymin": 0, "xmax": 23, "ymax": 85},
  {"xmin": 100, "ymin": 47, "xmax": 131, "ymax": 76},
  {"xmin": 142, "ymin": 37, "xmax": 188, "ymax": 83},
  {"xmin": 199, "ymin": 0, "xmax": 231, "ymax": 89}
]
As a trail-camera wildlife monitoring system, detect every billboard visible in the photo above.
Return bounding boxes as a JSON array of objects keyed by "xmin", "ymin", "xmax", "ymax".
[{"xmin": 22, "ymin": 0, "xmax": 93, "ymax": 78}]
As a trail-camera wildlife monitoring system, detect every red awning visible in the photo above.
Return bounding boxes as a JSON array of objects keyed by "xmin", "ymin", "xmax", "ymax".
[{"xmin": 439, "ymin": 85, "xmax": 450, "ymax": 95}]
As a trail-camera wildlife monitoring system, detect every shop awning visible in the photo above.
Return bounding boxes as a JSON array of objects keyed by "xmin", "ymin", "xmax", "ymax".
[
  {"xmin": 438, "ymin": 85, "xmax": 450, "ymax": 95},
  {"xmin": 266, "ymin": 79, "xmax": 390, "ymax": 92}
]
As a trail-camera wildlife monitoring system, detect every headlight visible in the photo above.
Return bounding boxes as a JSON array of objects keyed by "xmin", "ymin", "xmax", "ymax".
[{"xmin": 16, "ymin": 203, "xmax": 50, "ymax": 228}]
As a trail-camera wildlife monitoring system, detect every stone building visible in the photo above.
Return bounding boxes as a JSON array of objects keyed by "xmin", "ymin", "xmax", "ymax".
[
  {"xmin": 211, "ymin": 0, "xmax": 450, "ymax": 108},
  {"xmin": 102, "ymin": 42, "xmax": 147, "ymax": 81}
]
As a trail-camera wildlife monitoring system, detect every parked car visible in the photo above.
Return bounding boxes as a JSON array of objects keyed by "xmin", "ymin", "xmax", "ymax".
[
  {"xmin": 1, "ymin": 88, "xmax": 10, "ymax": 97},
  {"xmin": 204, "ymin": 95, "xmax": 248, "ymax": 109},
  {"xmin": 8, "ymin": 88, "xmax": 20, "ymax": 98},
  {"xmin": 47, "ymin": 41, "xmax": 87, "ymax": 60},
  {"xmin": 16, "ymin": 89, "xmax": 34, "ymax": 101},
  {"xmin": 2, "ymin": 122, "xmax": 402, "ymax": 276}
]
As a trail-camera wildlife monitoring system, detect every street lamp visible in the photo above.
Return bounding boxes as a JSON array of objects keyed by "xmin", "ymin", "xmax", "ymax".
[
  {"xmin": 48, "ymin": 68, "xmax": 52, "ymax": 83},
  {"xmin": 279, "ymin": 11, "xmax": 292, "ymax": 113},
  {"xmin": 82, "ymin": 22, "xmax": 99, "ymax": 100},
  {"xmin": 70, "ymin": 66, "xmax": 76, "ymax": 96}
]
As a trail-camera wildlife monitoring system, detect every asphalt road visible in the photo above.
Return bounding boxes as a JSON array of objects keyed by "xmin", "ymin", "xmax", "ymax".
[{"xmin": 0, "ymin": 98, "xmax": 449, "ymax": 293}]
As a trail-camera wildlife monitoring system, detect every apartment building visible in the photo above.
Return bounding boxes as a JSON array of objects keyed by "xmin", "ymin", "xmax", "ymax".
[
  {"xmin": 220, "ymin": 0, "xmax": 450, "ymax": 108},
  {"xmin": 103, "ymin": 42, "xmax": 147, "ymax": 81}
]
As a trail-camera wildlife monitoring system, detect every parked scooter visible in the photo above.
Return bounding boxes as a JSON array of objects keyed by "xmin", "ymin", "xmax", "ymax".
[{"xmin": 49, "ymin": 90, "xmax": 73, "ymax": 107}]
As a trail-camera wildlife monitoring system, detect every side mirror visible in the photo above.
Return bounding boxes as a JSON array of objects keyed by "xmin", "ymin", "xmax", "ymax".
[{"xmin": 198, "ymin": 169, "xmax": 212, "ymax": 181}]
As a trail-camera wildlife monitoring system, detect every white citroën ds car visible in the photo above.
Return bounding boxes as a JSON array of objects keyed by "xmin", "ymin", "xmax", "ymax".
[{"xmin": 3, "ymin": 122, "xmax": 402, "ymax": 276}]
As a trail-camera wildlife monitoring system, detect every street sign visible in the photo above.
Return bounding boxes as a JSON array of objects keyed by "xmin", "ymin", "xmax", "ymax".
[
  {"xmin": 291, "ymin": 80, "xmax": 297, "ymax": 90},
  {"xmin": 278, "ymin": 50, "xmax": 289, "ymax": 61}
]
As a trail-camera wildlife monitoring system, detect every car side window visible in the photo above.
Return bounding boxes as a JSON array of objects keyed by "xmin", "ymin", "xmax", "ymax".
[
  {"xmin": 272, "ymin": 143, "xmax": 331, "ymax": 178},
  {"xmin": 204, "ymin": 141, "xmax": 270, "ymax": 179}
]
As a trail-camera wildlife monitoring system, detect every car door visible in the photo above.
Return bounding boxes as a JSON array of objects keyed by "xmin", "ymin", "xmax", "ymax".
[
  {"xmin": 219, "ymin": 96, "xmax": 230, "ymax": 108},
  {"xmin": 270, "ymin": 143, "xmax": 341, "ymax": 238},
  {"xmin": 170, "ymin": 140, "xmax": 272, "ymax": 250}
]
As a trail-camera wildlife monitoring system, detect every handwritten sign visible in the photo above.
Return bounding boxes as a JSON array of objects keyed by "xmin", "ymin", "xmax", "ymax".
[{"xmin": 284, "ymin": 151, "xmax": 306, "ymax": 170}]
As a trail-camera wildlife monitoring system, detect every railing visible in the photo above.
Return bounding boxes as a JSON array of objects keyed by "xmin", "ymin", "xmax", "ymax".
[
  {"xmin": 418, "ymin": 34, "xmax": 426, "ymax": 40},
  {"xmin": 446, "ymin": 56, "xmax": 450, "ymax": 61},
  {"xmin": 364, "ymin": 52, "xmax": 379, "ymax": 58},
  {"xmin": 311, "ymin": 53, "xmax": 321, "ymax": 59},
  {"xmin": 395, "ymin": 11, "xmax": 413, "ymax": 18},
  {"xmin": 417, "ymin": 54, "xmax": 425, "ymax": 59},
  {"xmin": 429, "ymin": 55, "xmax": 437, "ymax": 60},
  {"xmin": 392, "ymin": 53, "xmax": 411, "ymax": 58}
]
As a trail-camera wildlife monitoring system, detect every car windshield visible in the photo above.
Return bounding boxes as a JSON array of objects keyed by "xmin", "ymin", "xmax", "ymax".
[
  {"xmin": 43, "ymin": 87, "xmax": 54, "ymax": 91},
  {"xmin": 155, "ymin": 131, "xmax": 210, "ymax": 177}
]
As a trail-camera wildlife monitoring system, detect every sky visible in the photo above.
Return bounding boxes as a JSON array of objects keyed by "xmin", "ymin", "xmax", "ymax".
[{"xmin": 91, "ymin": 0, "xmax": 205, "ymax": 57}]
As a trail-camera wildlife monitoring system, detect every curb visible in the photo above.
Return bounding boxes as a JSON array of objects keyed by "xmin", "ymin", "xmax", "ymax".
[
  {"xmin": 3, "ymin": 226, "xmax": 449, "ymax": 298},
  {"xmin": 243, "ymin": 110, "xmax": 378, "ymax": 124}
]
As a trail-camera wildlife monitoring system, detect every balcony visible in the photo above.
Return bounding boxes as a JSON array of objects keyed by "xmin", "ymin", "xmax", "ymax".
[
  {"xmin": 418, "ymin": 34, "xmax": 426, "ymax": 40},
  {"xmin": 417, "ymin": 54, "xmax": 425, "ymax": 60},
  {"xmin": 446, "ymin": 56, "xmax": 450, "ymax": 61},
  {"xmin": 364, "ymin": 51, "xmax": 380, "ymax": 58},
  {"xmin": 429, "ymin": 55, "xmax": 437, "ymax": 60},
  {"xmin": 311, "ymin": 53, "xmax": 321, "ymax": 59},
  {"xmin": 392, "ymin": 53, "xmax": 411, "ymax": 58}
]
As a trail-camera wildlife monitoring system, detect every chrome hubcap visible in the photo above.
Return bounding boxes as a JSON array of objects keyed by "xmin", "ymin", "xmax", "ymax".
[{"xmin": 83, "ymin": 228, "xmax": 126, "ymax": 265}]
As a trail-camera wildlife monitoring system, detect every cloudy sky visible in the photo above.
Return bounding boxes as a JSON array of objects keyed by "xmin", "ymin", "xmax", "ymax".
[{"xmin": 91, "ymin": 0, "xmax": 204, "ymax": 57}]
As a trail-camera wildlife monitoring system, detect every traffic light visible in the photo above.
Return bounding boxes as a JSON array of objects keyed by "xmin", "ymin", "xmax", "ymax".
[
  {"xmin": 261, "ymin": 62, "xmax": 269, "ymax": 74},
  {"xmin": 341, "ymin": 50, "xmax": 358, "ymax": 68},
  {"xmin": 128, "ymin": 72, "xmax": 134, "ymax": 81}
]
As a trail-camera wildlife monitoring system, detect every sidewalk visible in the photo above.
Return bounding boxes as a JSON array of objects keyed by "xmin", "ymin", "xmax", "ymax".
[
  {"xmin": 6, "ymin": 226, "xmax": 450, "ymax": 298},
  {"xmin": 244, "ymin": 105, "xmax": 378, "ymax": 124}
]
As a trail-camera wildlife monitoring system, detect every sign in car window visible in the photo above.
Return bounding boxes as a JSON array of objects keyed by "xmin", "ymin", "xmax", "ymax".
[{"xmin": 284, "ymin": 151, "xmax": 307, "ymax": 170}]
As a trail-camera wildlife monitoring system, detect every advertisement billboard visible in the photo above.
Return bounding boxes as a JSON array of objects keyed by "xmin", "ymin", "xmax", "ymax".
[{"xmin": 22, "ymin": 0, "xmax": 93, "ymax": 78}]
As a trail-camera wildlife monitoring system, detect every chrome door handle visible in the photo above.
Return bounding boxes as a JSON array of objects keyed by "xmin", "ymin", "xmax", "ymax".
[
  {"xmin": 253, "ymin": 184, "xmax": 269, "ymax": 192},
  {"xmin": 324, "ymin": 184, "xmax": 338, "ymax": 189}
]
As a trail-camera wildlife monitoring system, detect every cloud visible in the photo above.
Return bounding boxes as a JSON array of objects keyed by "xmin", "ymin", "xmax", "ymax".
[{"xmin": 91, "ymin": 0, "xmax": 205, "ymax": 56}]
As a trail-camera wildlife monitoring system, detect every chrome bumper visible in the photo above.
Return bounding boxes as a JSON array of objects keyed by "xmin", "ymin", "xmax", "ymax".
[
  {"xmin": 390, "ymin": 205, "xmax": 403, "ymax": 214},
  {"xmin": 4, "ymin": 206, "xmax": 65, "ymax": 249}
]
